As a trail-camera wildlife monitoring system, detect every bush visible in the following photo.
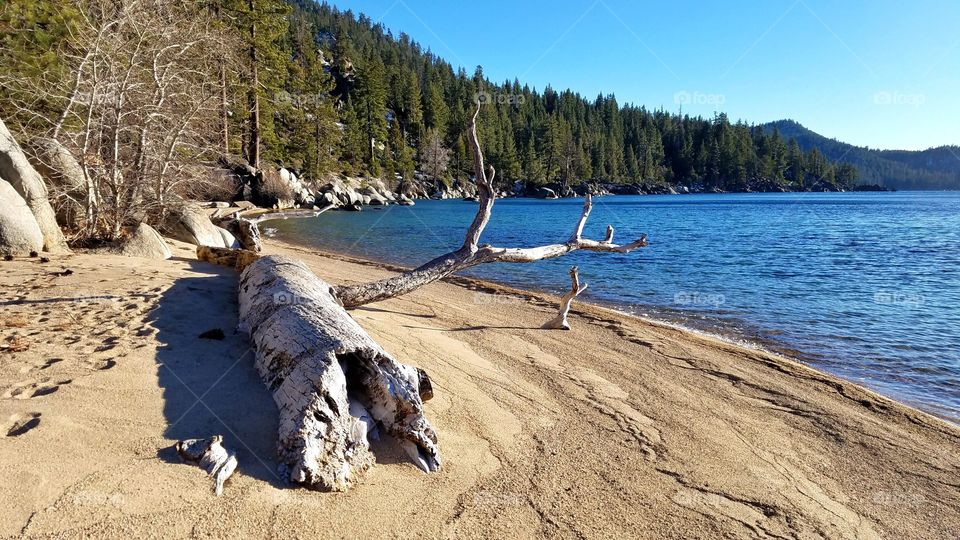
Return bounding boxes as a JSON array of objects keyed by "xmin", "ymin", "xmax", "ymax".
[
  {"xmin": 184, "ymin": 169, "xmax": 240, "ymax": 202},
  {"xmin": 257, "ymin": 169, "xmax": 294, "ymax": 203}
]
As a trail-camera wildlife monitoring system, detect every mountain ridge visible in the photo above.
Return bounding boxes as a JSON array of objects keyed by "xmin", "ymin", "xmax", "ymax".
[{"xmin": 761, "ymin": 120, "xmax": 960, "ymax": 189}]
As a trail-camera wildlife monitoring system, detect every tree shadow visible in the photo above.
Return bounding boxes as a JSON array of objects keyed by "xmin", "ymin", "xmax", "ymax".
[
  {"xmin": 401, "ymin": 324, "xmax": 537, "ymax": 332},
  {"xmin": 147, "ymin": 260, "xmax": 282, "ymax": 487},
  {"xmin": 353, "ymin": 305, "xmax": 437, "ymax": 319}
]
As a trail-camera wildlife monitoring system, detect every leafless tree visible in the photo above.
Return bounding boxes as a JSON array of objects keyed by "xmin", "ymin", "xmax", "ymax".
[
  {"xmin": 420, "ymin": 128, "xmax": 450, "ymax": 185},
  {"xmin": 0, "ymin": 0, "xmax": 238, "ymax": 240}
]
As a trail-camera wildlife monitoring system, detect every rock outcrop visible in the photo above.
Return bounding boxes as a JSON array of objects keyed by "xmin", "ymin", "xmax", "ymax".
[
  {"xmin": 0, "ymin": 178, "xmax": 44, "ymax": 256},
  {"xmin": 27, "ymin": 137, "xmax": 91, "ymax": 228},
  {"xmin": 167, "ymin": 205, "xmax": 239, "ymax": 248},
  {"xmin": 0, "ymin": 118, "xmax": 69, "ymax": 253},
  {"xmin": 532, "ymin": 186, "xmax": 559, "ymax": 199},
  {"xmin": 217, "ymin": 155, "xmax": 498, "ymax": 211},
  {"xmin": 279, "ymin": 167, "xmax": 317, "ymax": 208},
  {"xmin": 315, "ymin": 177, "xmax": 399, "ymax": 209},
  {"xmin": 118, "ymin": 223, "xmax": 172, "ymax": 260}
]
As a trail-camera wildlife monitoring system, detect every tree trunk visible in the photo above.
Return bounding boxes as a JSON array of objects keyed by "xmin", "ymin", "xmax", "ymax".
[
  {"xmin": 197, "ymin": 245, "xmax": 260, "ymax": 271},
  {"xmin": 220, "ymin": 61, "xmax": 230, "ymax": 156},
  {"xmin": 246, "ymin": 0, "xmax": 260, "ymax": 169},
  {"xmin": 238, "ymin": 255, "xmax": 440, "ymax": 491}
]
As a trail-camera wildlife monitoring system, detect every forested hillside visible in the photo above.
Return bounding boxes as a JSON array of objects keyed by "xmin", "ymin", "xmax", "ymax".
[
  {"xmin": 3, "ymin": 0, "xmax": 956, "ymax": 203},
  {"xmin": 764, "ymin": 120, "xmax": 960, "ymax": 190},
  {"xmin": 286, "ymin": 0, "xmax": 860, "ymax": 193}
]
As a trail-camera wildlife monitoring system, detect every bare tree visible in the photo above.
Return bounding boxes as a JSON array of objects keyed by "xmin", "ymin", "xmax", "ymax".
[
  {"xmin": 0, "ymin": 0, "xmax": 236, "ymax": 240},
  {"xmin": 334, "ymin": 101, "xmax": 648, "ymax": 308},
  {"xmin": 420, "ymin": 128, "xmax": 450, "ymax": 185}
]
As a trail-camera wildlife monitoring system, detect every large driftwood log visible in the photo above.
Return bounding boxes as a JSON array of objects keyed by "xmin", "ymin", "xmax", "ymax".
[
  {"xmin": 543, "ymin": 266, "xmax": 588, "ymax": 330},
  {"xmin": 238, "ymin": 255, "xmax": 439, "ymax": 491},
  {"xmin": 334, "ymin": 103, "xmax": 647, "ymax": 309}
]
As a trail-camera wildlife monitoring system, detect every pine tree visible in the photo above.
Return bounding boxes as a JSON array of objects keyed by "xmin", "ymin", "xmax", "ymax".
[
  {"xmin": 339, "ymin": 96, "xmax": 367, "ymax": 174},
  {"xmin": 280, "ymin": 13, "xmax": 340, "ymax": 178},
  {"xmin": 354, "ymin": 54, "xmax": 388, "ymax": 175},
  {"xmin": 423, "ymin": 75, "xmax": 448, "ymax": 135},
  {"xmin": 221, "ymin": 0, "xmax": 290, "ymax": 168}
]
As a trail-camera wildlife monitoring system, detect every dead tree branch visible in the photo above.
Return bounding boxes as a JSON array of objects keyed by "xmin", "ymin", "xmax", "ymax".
[
  {"xmin": 543, "ymin": 266, "xmax": 588, "ymax": 330},
  {"xmin": 334, "ymin": 102, "xmax": 648, "ymax": 309}
]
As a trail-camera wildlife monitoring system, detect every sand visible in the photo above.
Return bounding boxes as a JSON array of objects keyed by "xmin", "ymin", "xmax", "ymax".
[{"xmin": 0, "ymin": 238, "xmax": 957, "ymax": 539}]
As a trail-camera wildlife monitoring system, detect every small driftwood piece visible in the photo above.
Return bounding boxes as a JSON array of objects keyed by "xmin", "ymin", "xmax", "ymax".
[
  {"xmin": 197, "ymin": 245, "xmax": 261, "ymax": 271},
  {"xmin": 333, "ymin": 102, "xmax": 647, "ymax": 309},
  {"xmin": 219, "ymin": 217, "xmax": 262, "ymax": 252},
  {"xmin": 176, "ymin": 435, "xmax": 238, "ymax": 496},
  {"xmin": 543, "ymin": 266, "xmax": 588, "ymax": 330},
  {"xmin": 238, "ymin": 255, "xmax": 439, "ymax": 491}
]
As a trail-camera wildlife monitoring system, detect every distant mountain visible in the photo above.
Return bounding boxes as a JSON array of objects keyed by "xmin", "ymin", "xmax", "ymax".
[{"xmin": 762, "ymin": 120, "xmax": 960, "ymax": 190}]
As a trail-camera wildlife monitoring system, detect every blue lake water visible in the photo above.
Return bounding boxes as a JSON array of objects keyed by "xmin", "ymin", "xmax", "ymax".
[{"xmin": 268, "ymin": 192, "xmax": 960, "ymax": 422}]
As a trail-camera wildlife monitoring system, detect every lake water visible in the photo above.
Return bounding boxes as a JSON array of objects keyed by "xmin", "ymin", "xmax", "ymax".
[{"xmin": 268, "ymin": 192, "xmax": 960, "ymax": 422}]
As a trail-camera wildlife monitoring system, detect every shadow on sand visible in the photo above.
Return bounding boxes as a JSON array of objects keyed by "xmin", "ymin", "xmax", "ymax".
[{"xmin": 148, "ymin": 260, "xmax": 282, "ymax": 486}]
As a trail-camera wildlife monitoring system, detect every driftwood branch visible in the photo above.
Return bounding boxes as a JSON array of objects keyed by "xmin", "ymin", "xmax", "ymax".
[
  {"xmin": 543, "ymin": 266, "xmax": 588, "ymax": 330},
  {"xmin": 245, "ymin": 205, "xmax": 334, "ymax": 225},
  {"xmin": 176, "ymin": 435, "xmax": 237, "ymax": 496},
  {"xmin": 334, "ymin": 102, "xmax": 647, "ymax": 309},
  {"xmin": 238, "ymin": 255, "xmax": 439, "ymax": 491},
  {"xmin": 219, "ymin": 217, "xmax": 262, "ymax": 252}
]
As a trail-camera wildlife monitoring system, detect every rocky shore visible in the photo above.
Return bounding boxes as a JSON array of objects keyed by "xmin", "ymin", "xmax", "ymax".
[{"xmin": 211, "ymin": 155, "xmax": 868, "ymax": 216}]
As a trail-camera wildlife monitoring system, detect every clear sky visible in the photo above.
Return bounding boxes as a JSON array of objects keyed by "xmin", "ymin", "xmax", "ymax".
[{"xmin": 327, "ymin": 0, "xmax": 959, "ymax": 151}]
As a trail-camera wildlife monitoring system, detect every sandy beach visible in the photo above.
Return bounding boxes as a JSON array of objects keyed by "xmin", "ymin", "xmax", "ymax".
[{"xmin": 1, "ymin": 238, "xmax": 957, "ymax": 539}]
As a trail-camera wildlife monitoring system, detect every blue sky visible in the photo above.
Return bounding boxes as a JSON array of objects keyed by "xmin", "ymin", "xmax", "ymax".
[{"xmin": 328, "ymin": 0, "xmax": 959, "ymax": 151}]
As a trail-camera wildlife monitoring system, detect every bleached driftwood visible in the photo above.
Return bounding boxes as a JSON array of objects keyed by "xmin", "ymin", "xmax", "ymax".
[
  {"xmin": 220, "ymin": 217, "xmax": 262, "ymax": 252},
  {"xmin": 197, "ymin": 245, "xmax": 260, "ymax": 271},
  {"xmin": 334, "ymin": 102, "xmax": 647, "ymax": 309},
  {"xmin": 543, "ymin": 266, "xmax": 588, "ymax": 330},
  {"xmin": 246, "ymin": 205, "xmax": 334, "ymax": 225},
  {"xmin": 176, "ymin": 435, "xmax": 238, "ymax": 496},
  {"xmin": 238, "ymin": 255, "xmax": 439, "ymax": 491}
]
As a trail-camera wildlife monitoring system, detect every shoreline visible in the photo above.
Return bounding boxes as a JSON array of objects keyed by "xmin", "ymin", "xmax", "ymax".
[
  {"xmin": 1, "ymin": 238, "xmax": 958, "ymax": 537},
  {"xmin": 268, "ymin": 235, "xmax": 960, "ymax": 426}
]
